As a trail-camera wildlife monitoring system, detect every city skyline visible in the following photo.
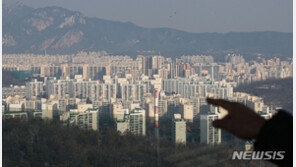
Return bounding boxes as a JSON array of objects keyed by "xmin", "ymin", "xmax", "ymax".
[{"xmin": 4, "ymin": 53, "xmax": 290, "ymax": 157}]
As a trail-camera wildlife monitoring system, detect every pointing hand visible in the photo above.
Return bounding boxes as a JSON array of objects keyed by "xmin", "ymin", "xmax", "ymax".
[{"xmin": 206, "ymin": 98, "xmax": 266, "ymax": 140}]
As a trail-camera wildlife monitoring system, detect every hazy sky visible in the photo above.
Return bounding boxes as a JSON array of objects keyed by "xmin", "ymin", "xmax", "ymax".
[{"xmin": 6, "ymin": 0, "xmax": 293, "ymax": 33}]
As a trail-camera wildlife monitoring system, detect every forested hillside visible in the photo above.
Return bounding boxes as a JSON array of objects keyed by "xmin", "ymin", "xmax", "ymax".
[
  {"xmin": 3, "ymin": 119, "xmax": 273, "ymax": 167},
  {"xmin": 235, "ymin": 78, "xmax": 293, "ymax": 113}
]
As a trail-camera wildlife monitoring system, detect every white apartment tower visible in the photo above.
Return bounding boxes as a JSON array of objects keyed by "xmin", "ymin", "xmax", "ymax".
[
  {"xmin": 116, "ymin": 114, "xmax": 130, "ymax": 134},
  {"xmin": 200, "ymin": 114, "xmax": 221, "ymax": 145},
  {"xmin": 129, "ymin": 108, "xmax": 146, "ymax": 136},
  {"xmin": 73, "ymin": 109, "xmax": 99, "ymax": 131},
  {"xmin": 172, "ymin": 114, "xmax": 186, "ymax": 145},
  {"xmin": 26, "ymin": 79, "xmax": 43, "ymax": 99}
]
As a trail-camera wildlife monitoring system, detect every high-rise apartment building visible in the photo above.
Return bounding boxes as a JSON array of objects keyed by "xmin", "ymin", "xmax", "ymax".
[
  {"xmin": 200, "ymin": 114, "xmax": 221, "ymax": 145},
  {"xmin": 158, "ymin": 99, "xmax": 167, "ymax": 117},
  {"xmin": 180, "ymin": 104, "xmax": 194, "ymax": 122},
  {"xmin": 116, "ymin": 114, "xmax": 130, "ymax": 134},
  {"xmin": 46, "ymin": 78, "xmax": 71, "ymax": 99},
  {"xmin": 26, "ymin": 79, "xmax": 43, "ymax": 99},
  {"xmin": 172, "ymin": 114, "xmax": 186, "ymax": 145},
  {"xmin": 115, "ymin": 108, "xmax": 146, "ymax": 136},
  {"xmin": 73, "ymin": 109, "xmax": 99, "ymax": 131},
  {"xmin": 142, "ymin": 56, "xmax": 153, "ymax": 77},
  {"xmin": 121, "ymin": 84, "xmax": 146, "ymax": 101},
  {"xmin": 129, "ymin": 108, "xmax": 146, "ymax": 136}
]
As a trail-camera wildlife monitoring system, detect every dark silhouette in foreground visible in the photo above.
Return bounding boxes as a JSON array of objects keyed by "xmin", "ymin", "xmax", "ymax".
[{"xmin": 207, "ymin": 98, "xmax": 292, "ymax": 167}]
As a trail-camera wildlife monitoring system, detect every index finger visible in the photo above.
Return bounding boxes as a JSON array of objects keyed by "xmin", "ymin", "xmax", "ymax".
[{"xmin": 206, "ymin": 98, "xmax": 234, "ymax": 111}]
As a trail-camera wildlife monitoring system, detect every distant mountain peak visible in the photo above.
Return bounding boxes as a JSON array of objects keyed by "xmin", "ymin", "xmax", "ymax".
[
  {"xmin": 59, "ymin": 14, "xmax": 86, "ymax": 29},
  {"xmin": 3, "ymin": 4, "xmax": 292, "ymax": 60}
]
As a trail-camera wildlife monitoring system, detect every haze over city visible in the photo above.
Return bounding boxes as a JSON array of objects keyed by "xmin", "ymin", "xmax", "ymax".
[
  {"xmin": 2, "ymin": 1, "xmax": 293, "ymax": 166},
  {"xmin": 5, "ymin": 0, "xmax": 293, "ymax": 33}
]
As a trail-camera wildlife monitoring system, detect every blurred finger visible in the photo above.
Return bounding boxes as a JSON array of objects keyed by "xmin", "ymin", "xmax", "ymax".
[
  {"xmin": 212, "ymin": 119, "xmax": 229, "ymax": 130},
  {"xmin": 206, "ymin": 98, "xmax": 234, "ymax": 111}
]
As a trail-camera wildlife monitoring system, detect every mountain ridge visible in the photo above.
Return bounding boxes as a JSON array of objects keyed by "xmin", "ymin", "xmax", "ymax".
[{"xmin": 3, "ymin": 3, "xmax": 292, "ymax": 60}]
